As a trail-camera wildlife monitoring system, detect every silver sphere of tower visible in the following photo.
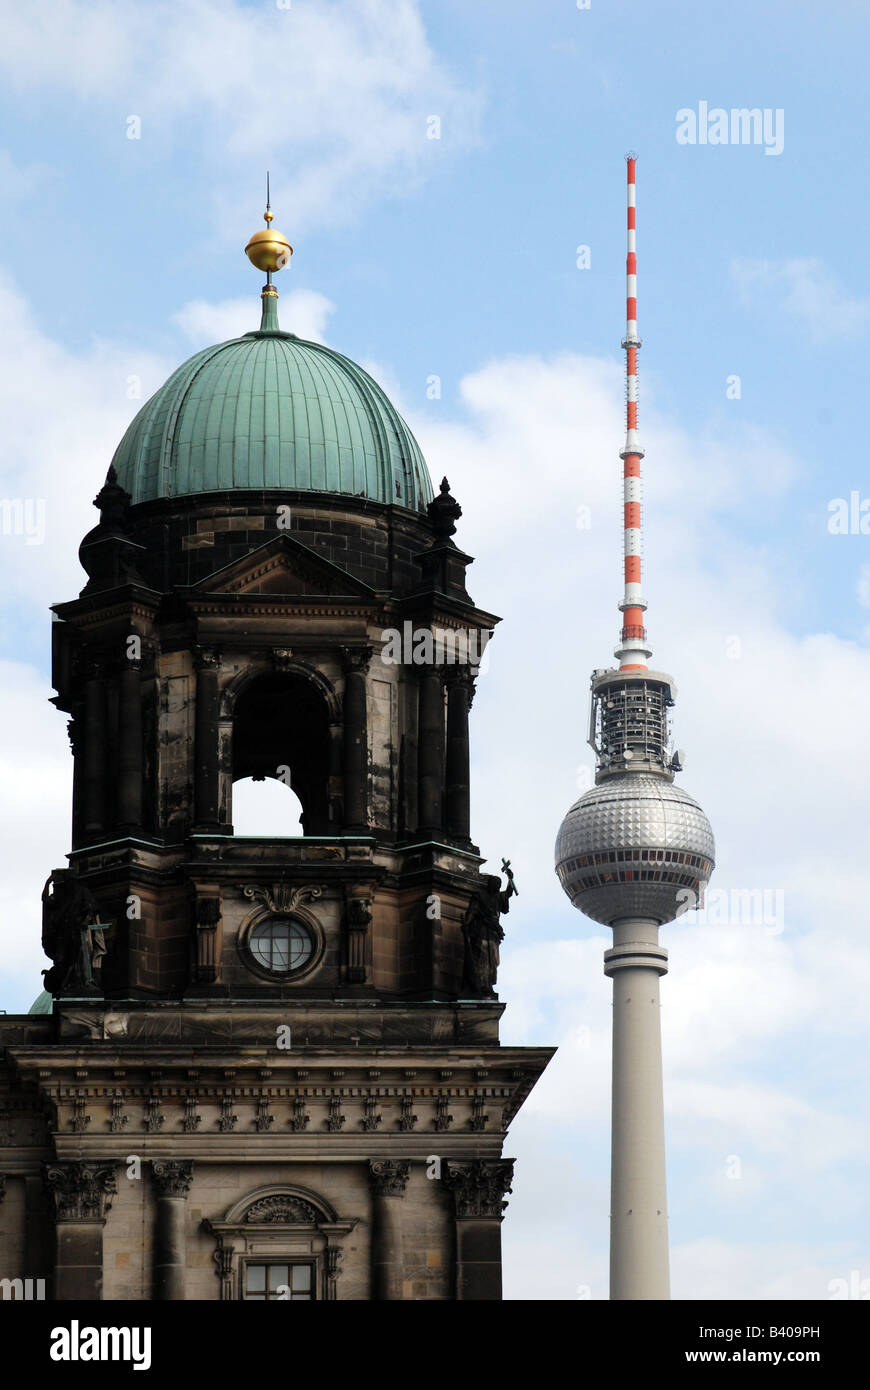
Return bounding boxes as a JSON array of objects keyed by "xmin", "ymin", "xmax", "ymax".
[
  {"xmin": 555, "ymin": 666, "xmax": 715, "ymax": 926},
  {"xmin": 555, "ymin": 772, "xmax": 715, "ymax": 926}
]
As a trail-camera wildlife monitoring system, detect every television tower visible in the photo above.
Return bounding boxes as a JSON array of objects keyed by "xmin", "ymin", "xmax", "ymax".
[{"xmin": 554, "ymin": 155, "xmax": 715, "ymax": 1301}]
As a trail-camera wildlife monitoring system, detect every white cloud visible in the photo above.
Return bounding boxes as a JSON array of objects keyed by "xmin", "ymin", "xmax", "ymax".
[
  {"xmin": 0, "ymin": 148, "xmax": 53, "ymax": 209},
  {"xmin": 0, "ymin": 0, "xmax": 481, "ymax": 232},
  {"xmin": 0, "ymin": 270, "xmax": 173, "ymax": 615},
  {"xmin": 731, "ymin": 256, "xmax": 870, "ymax": 340},
  {"xmin": 0, "ymin": 660, "xmax": 70, "ymax": 1006},
  {"xmin": 173, "ymin": 288, "xmax": 335, "ymax": 348}
]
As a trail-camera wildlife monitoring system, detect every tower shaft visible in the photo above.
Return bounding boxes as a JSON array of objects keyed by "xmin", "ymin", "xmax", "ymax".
[{"xmin": 605, "ymin": 919, "xmax": 670, "ymax": 1299}]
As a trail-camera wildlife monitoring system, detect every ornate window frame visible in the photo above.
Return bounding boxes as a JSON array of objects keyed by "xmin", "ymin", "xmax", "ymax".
[
  {"xmin": 203, "ymin": 1185, "xmax": 357, "ymax": 1301},
  {"xmin": 236, "ymin": 885, "xmax": 326, "ymax": 984}
]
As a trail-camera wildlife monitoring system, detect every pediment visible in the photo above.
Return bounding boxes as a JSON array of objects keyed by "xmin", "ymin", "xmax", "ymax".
[{"xmin": 188, "ymin": 535, "xmax": 377, "ymax": 599}]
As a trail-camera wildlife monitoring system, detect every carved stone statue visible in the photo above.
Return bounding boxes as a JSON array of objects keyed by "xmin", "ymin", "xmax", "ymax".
[
  {"xmin": 41, "ymin": 869, "xmax": 109, "ymax": 996},
  {"xmin": 461, "ymin": 860, "xmax": 518, "ymax": 996}
]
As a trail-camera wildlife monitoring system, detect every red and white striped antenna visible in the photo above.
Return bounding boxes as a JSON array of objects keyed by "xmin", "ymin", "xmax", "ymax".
[{"xmin": 616, "ymin": 153, "xmax": 652, "ymax": 673}]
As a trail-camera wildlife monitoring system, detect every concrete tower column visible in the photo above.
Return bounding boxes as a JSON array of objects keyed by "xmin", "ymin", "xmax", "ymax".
[
  {"xmin": 151, "ymin": 1160, "xmax": 193, "ymax": 1300},
  {"xmin": 604, "ymin": 918, "xmax": 669, "ymax": 1300}
]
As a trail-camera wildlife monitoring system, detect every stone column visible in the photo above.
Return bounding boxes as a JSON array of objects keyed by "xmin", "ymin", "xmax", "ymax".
[
  {"xmin": 604, "ymin": 920, "xmax": 670, "ymax": 1300},
  {"xmin": 342, "ymin": 648, "xmax": 370, "ymax": 834},
  {"xmin": 445, "ymin": 669, "xmax": 473, "ymax": 840},
  {"xmin": 194, "ymin": 897, "xmax": 221, "ymax": 984},
  {"xmin": 445, "ymin": 1158, "xmax": 513, "ymax": 1301},
  {"xmin": 368, "ymin": 1159, "xmax": 409, "ymax": 1300},
  {"xmin": 151, "ymin": 1160, "xmax": 194, "ymax": 1300},
  {"xmin": 194, "ymin": 651, "xmax": 221, "ymax": 830},
  {"xmin": 43, "ymin": 1161, "xmax": 117, "ymax": 1301},
  {"xmin": 82, "ymin": 671, "xmax": 108, "ymax": 836},
  {"xmin": 417, "ymin": 663, "xmax": 445, "ymax": 837},
  {"xmin": 325, "ymin": 1245, "xmax": 343, "ymax": 1301},
  {"xmin": 345, "ymin": 897, "xmax": 371, "ymax": 984},
  {"xmin": 328, "ymin": 719, "xmax": 344, "ymax": 827},
  {"xmin": 117, "ymin": 659, "xmax": 143, "ymax": 832}
]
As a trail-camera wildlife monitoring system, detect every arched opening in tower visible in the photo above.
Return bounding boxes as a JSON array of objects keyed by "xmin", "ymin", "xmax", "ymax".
[
  {"xmin": 231, "ymin": 776, "xmax": 305, "ymax": 837},
  {"xmin": 231, "ymin": 673, "xmax": 330, "ymax": 836}
]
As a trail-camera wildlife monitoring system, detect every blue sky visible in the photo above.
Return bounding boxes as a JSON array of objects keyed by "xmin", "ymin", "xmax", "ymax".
[{"xmin": 1, "ymin": 0, "xmax": 869, "ymax": 1301}]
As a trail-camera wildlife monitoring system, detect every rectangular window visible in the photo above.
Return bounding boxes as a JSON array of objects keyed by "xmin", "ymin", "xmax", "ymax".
[{"xmin": 244, "ymin": 1262, "xmax": 314, "ymax": 1301}]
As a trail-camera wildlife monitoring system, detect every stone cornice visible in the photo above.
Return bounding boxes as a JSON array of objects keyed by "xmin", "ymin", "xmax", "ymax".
[{"xmin": 6, "ymin": 1046, "xmax": 553, "ymax": 1150}]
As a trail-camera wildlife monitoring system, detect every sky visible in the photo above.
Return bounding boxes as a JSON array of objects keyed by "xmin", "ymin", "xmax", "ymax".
[{"xmin": 1, "ymin": 0, "xmax": 869, "ymax": 1302}]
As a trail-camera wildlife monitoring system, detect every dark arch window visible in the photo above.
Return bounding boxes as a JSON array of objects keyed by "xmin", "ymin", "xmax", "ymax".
[{"xmin": 232, "ymin": 673, "xmax": 330, "ymax": 835}]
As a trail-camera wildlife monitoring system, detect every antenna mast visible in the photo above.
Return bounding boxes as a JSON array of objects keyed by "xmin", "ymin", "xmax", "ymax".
[{"xmin": 616, "ymin": 154, "xmax": 651, "ymax": 673}]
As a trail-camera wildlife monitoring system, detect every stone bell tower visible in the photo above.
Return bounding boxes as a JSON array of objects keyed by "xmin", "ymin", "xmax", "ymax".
[{"xmin": 0, "ymin": 198, "xmax": 552, "ymax": 1301}]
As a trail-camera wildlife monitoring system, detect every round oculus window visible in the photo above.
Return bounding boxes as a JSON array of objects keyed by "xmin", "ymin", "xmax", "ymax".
[{"xmin": 248, "ymin": 917, "xmax": 314, "ymax": 974}]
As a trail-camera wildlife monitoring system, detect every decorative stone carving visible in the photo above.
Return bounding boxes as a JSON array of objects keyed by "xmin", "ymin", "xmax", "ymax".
[
  {"xmin": 427, "ymin": 476, "xmax": 463, "ymax": 539},
  {"xmin": 218, "ymin": 1095, "xmax": 238, "ymax": 1132},
  {"xmin": 41, "ymin": 869, "xmax": 110, "ymax": 997},
  {"xmin": 144, "ymin": 1093, "xmax": 164, "ymax": 1133},
  {"xmin": 325, "ymin": 1096, "xmax": 345, "ymax": 1133},
  {"xmin": 361, "ymin": 1095, "xmax": 382, "ymax": 1132},
  {"xmin": 444, "ymin": 1159, "xmax": 514, "ymax": 1219},
  {"xmin": 397, "ymin": 1095, "xmax": 418, "ymax": 1132},
  {"xmin": 245, "ymin": 1195, "xmax": 318, "ymax": 1224},
  {"xmin": 195, "ymin": 897, "xmax": 221, "ymax": 984},
  {"xmin": 78, "ymin": 465, "xmax": 146, "ymax": 591},
  {"xmin": 43, "ymin": 1161, "xmax": 117, "ymax": 1223},
  {"xmin": 254, "ymin": 1093, "xmax": 274, "ymax": 1133},
  {"xmin": 368, "ymin": 1159, "xmax": 410, "ymax": 1197},
  {"xmin": 151, "ymin": 1160, "xmax": 194, "ymax": 1197},
  {"xmin": 326, "ymin": 1245, "xmax": 343, "ymax": 1300},
  {"xmin": 345, "ymin": 897, "xmax": 370, "ymax": 984},
  {"xmin": 194, "ymin": 648, "xmax": 222, "ymax": 672},
  {"xmin": 469, "ymin": 1095, "xmax": 489, "ymax": 1132},
  {"xmin": 288, "ymin": 1097, "xmax": 309, "ymax": 1132},
  {"xmin": 433, "ymin": 1095, "xmax": 453, "ymax": 1132},
  {"xmin": 240, "ymin": 883, "xmax": 323, "ymax": 915},
  {"xmin": 71, "ymin": 1093, "xmax": 91, "ymax": 1134},
  {"xmin": 210, "ymin": 1239, "xmax": 233, "ymax": 1300},
  {"xmin": 182, "ymin": 1093, "xmax": 202, "ymax": 1133},
  {"xmin": 109, "ymin": 1093, "xmax": 128, "ymax": 1134},
  {"xmin": 461, "ymin": 861, "xmax": 518, "ymax": 997},
  {"xmin": 340, "ymin": 645, "xmax": 372, "ymax": 676}
]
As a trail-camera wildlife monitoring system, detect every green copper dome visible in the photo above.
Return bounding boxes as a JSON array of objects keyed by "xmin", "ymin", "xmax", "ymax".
[{"xmin": 111, "ymin": 308, "xmax": 433, "ymax": 511}]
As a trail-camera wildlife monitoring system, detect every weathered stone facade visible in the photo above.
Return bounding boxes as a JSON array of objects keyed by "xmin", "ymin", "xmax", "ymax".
[{"xmin": 0, "ymin": 470, "xmax": 552, "ymax": 1300}]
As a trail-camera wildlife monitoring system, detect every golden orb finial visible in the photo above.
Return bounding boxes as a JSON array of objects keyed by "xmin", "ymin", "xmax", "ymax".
[{"xmin": 245, "ymin": 171, "xmax": 292, "ymax": 275}]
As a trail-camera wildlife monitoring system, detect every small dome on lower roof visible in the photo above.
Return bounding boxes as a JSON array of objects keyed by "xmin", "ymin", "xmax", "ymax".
[{"xmin": 111, "ymin": 324, "xmax": 433, "ymax": 512}]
